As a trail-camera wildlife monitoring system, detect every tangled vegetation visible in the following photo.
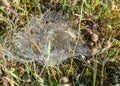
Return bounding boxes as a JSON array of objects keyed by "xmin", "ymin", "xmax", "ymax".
[{"xmin": 0, "ymin": 0, "xmax": 120, "ymax": 86}]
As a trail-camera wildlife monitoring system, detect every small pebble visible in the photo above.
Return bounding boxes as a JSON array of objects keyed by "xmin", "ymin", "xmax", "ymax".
[
  {"xmin": 105, "ymin": 40, "xmax": 111, "ymax": 49},
  {"xmin": 91, "ymin": 47, "xmax": 98, "ymax": 56},
  {"xmin": 91, "ymin": 33, "xmax": 98, "ymax": 42},
  {"xmin": 60, "ymin": 77, "xmax": 69, "ymax": 83}
]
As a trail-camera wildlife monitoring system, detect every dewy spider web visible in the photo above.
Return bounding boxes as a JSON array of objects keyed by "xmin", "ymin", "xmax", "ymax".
[{"xmin": 3, "ymin": 11, "xmax": 91, "ymax": 66}]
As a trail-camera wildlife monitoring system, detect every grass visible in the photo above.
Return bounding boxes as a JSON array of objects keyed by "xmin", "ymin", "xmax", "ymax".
[{"xmin": 0, "ymin": 0, "xmax": 120, "ymax": 86}]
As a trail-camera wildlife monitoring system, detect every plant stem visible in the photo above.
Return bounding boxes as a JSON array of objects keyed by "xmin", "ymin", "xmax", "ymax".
[{"xmin": 93, "ymin": 55, "xmax": 97, "ymax": 86}]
